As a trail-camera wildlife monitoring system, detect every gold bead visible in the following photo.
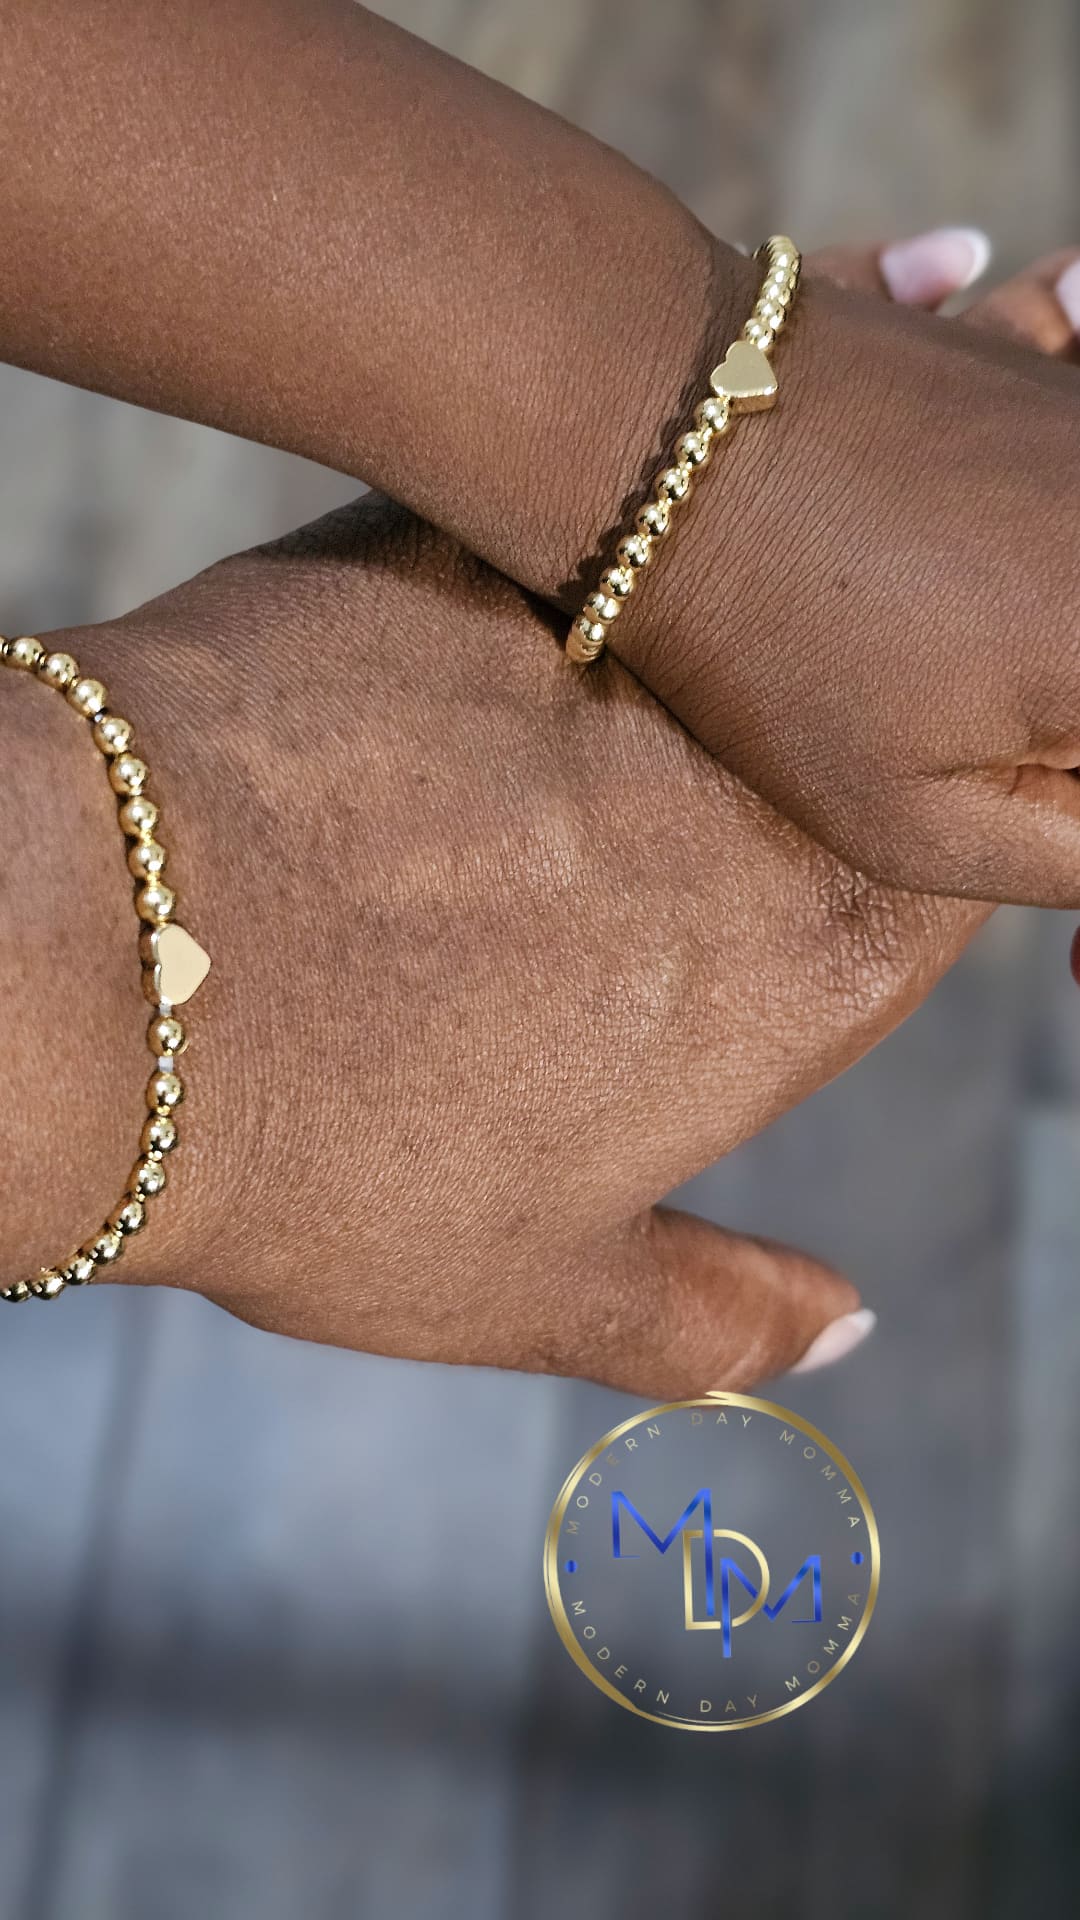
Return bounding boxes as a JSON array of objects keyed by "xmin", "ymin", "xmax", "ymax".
[
  {"xmin": 136, "ymin": 883, "xmax": 176, "ymax": 925},
  {"xmin": 109, "ymin": 753, "xmax": 150, "ymax": 797},
  {"xmin": 636, "ymin": 498, "xmax": 671, "ymax": 539},
  {"xmin": 3, "ymin": 1279, "xmax": 31, "ymax": 1302},
  {"xmin": 109, "ymin": 1196, "xmax": 147, "ymax": 1237},
  {"xmin": 83, "ymin": 1227, "xmax": 123, "ymax": 1266},
  {"xmin": 119, "ymin": 795, "xmax": 159, "ymax": 838},
  {"xmin": 130, "ymin": 1155, "xmax": 168, "ymax": 1199},
  {"xmin": 67, "ymin": 676, "xmax": 108, "ymax": 719},
  {"xmin": 616, "ymin": 532, "xmax": 652, "ymax": 570},
  {"xmin": 657, "ymin": 466, "xmax": 691, "ymax": 504},
  {"xmin": 147, "ymin": 1069, "xmax": 184, "ymax": 1113},
  {"xmin": 695, "ymin": 396, "xmax": 730, "ymax": 435},
  {"xmin": 128, "ymin": 838, "xmax": 167, "ymax": 882},
  {"xmin": 142, "ymin": 1113, "xmax": 178, "ymax": 1157},
  {"xmin": 64, "ymin": 1253, "xmax": 97, "ymax": 1287},
  {"xmin": 675, "ymin": 431, "xmax": 710, "ymax": 469},
  {"xmin": 570, "ymin": 615, "xmax": 606, "ymax": 657},
  {"xmin": 583, "ymin": 591, "xmax": 620, "ymax": 624},
  {"xmin": 94, "ymin": 712, "xmax": 135, "ymax": 757},
  {"xmin": 30, "ymin": 1268, "xmax": 67, "ymax": 1298},
  {"xmin": 5, "ymin": 636, "xmax": 45, "ymax": 672},
  {"xmin": 599, "ymin": 565, "xmax": 634, "ymax": 600},
  {"xmin": 563, "ymin": 235, "xmax": 800, "ymax": 676},
  {"xmin": 148, "ymin": 1014, "xmax": 186, "ymax": 1057},
  {"xmin": 38, "ymin": 651, "xmax": 80, "ymax": 691}
]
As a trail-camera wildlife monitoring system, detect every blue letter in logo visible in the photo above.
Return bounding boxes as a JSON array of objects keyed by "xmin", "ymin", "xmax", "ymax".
[
  {"xmin": 612, "ymin": 1488, "xmax": 716, "ymax": 1622},
  {"xmin": 613, "ymin": 1491, "xmax": 823, "ymax": 1657}
]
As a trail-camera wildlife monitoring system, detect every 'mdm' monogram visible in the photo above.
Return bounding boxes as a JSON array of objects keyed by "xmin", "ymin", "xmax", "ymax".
[{"xmin": 612, "ymin": 1490, "xmax": 822, "ymax": 1658}]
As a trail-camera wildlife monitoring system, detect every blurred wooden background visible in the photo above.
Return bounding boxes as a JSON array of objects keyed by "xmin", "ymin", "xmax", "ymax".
[{"xmin": 2, "ymin": 2, "xmax": 1079, "ymax": 1915}]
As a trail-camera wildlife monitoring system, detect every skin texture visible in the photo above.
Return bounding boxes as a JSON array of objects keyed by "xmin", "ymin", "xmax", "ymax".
[
  {"xmin": 0, "ymin": 248, "xmax": 1068, "ymax": 1393},
  {"xmin": 0, "ymin": 496, "xmax": 982, "ymax": 1395},
  {"xmin": 2, "ymin": 4, "xmax": 1080, "ymax": 905}
]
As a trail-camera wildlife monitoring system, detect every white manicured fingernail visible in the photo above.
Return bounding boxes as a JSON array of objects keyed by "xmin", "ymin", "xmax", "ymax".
[
  {"xmin": 790, "ymin": 1308, "xmax": 877, "ymax": 1375},
  {"xmin": 880, "ymin": 227, "xmax": 991, "ymax": 305},
  {"xmin": 1055, "ymin": 258, "xmax": 1080, "ymax": 334}
]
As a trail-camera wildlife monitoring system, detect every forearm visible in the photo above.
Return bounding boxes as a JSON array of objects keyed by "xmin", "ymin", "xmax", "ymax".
[
  {"xmin": 1, "ymin": 601, "xmax": 282, "ymax": 1299},
  {"xmin": 0, "ymin": 0, "xmax": 754, "ymax": 606}
]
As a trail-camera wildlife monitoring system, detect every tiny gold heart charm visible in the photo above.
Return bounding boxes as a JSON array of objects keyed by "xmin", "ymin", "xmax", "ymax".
[
  {"xmin": 141, "ymin": 923, "xmax": 212, "ymax": 1008},
  {"xmin": 709, "ymin": 339, "xmax": 778, "ymax": 413}
]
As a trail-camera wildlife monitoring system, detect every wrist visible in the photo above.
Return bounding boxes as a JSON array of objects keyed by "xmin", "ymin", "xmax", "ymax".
[
  {"xmin": 0, "ymin": 618, "xmax": 257, "ymax": 1300},
  {"xmin": 0, "ymin": 655, "xmax": 156, "ymax": 1285},
  {"xmin": 596, "ymin": 262, "xmax": 858, "ymax": 749},
  {"xmin": 512, "ymin": 207, "xmax": 761, "ymax": 617},
  {"xmin": 604, "ymin": 268, "xmax": 926, "ymax": 852},
  {"xmin": 566, "ymin": 234, "xmax": 801, "ymax": 674}
]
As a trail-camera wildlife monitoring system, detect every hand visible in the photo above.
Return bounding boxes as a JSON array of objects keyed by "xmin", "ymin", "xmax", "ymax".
[
  {"xmin": 616, "ymin": 241, "xmax": 1080, "ymax": 906},
  {"xmin": 3, "ymin": 493, "xmax": 981, "ymax": 1395},
  {"xmin": 2, "ymin": 238, "xmax": 1063, "ymax": 1392}
]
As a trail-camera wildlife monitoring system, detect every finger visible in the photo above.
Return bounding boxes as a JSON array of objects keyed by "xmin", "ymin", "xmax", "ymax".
[
  {"xmin": 809, "ymin": 227, "xmax": 991, "ymax": 305},
  {"xmin": 963, "ymin": 246, "xmax": 1080, "ymax": 357},
  {"xmin": 561, "ymin": 1207, "xmax": 872, "ymax": 1401}
]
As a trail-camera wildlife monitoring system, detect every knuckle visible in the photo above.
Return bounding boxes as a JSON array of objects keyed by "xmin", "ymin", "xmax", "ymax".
[{"xmin": 802, "ymin": 845, "xmax": 933, "ymax": 1012}]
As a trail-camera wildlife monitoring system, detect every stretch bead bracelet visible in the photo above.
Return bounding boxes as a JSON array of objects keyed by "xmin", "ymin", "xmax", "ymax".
[
  {"xmin": 0, "ymin": 634, "xmax": 211, "ymax": 1302},
  {"xmin": 566, "ymin": 235, "xmax": 801, "ymax": 666}
]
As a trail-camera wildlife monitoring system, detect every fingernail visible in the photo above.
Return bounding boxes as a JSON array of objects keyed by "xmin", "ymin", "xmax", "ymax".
[
  {"xmin": 790, "ymin": 1307, "xmax": 877, "ymax": 1375},
  {"xmin": 1055, "ymin": 258, "xmax": 1080, "ymax": 334},
  {"xmin": 880, "ymin": 227, "xmax": 991, "ymax": 304}
]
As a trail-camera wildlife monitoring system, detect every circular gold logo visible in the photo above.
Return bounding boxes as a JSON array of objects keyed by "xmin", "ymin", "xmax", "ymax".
[{"xmin": 544, "ymin": 1393, "xmax": 879, "ymax": 1731}]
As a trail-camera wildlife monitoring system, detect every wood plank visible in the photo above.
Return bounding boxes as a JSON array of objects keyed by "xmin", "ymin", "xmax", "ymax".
[
  {"xmin": 991, "ymin": 1104, "xmax": 1080, "ymax": 1914},
  {"xmin": 38, "ymin": 1291, "xmax": 563, "ymax": 1920},
  {"xmin": 0, "ymin": 1291, "xmax": 148, "ymax": 1918}
]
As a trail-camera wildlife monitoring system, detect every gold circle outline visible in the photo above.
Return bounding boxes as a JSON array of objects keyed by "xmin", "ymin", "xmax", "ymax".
[{"xmin": 543, "ymin": 1391, "xmax": 880, "ymax": 1732}]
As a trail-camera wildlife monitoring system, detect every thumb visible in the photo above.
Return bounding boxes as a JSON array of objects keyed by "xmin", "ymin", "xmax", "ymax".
[{"xmin": 573, "ymin": 1207, "xmax": 874, "ymax": 1401}]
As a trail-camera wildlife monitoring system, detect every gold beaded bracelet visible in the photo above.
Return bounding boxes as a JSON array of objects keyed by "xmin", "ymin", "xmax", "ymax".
[
  {"xmin": 0, "ymin": 633, "xmax": 210, "ymax": 1302},
  {"xmin": 566, "ymin": 236, "xmax": 801, "ymax": 666}
]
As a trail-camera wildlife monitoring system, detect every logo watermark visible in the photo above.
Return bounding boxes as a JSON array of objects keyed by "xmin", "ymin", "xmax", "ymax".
[{"xmin": 544, "ymin": 1393, "xmax": 879, "ymax": 1730}]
